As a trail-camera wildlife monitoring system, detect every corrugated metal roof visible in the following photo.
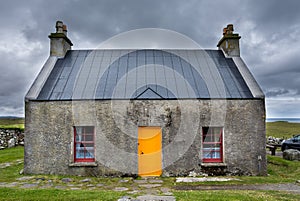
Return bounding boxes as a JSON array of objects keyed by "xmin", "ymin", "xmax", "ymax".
[{"xmin": 36, "ymin": 49, "xmax": 253, "ymax": 100}]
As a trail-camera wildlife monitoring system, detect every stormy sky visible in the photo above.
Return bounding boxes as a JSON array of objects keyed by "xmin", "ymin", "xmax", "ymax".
[{"xmin": 0, "ymin": 0, "xmax": 299, "ymax": 118}]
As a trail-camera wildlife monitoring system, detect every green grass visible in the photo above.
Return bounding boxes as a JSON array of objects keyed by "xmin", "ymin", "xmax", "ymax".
[
  {"xmin": 238, "ymin": 155, "xmax": 300, "ymax": 184},
  {"xmin": 0, "ymin": 146, "xmax": 24, "ymax": 163},
  {"xmin": 0, "ymin": 163, "xmax": 23, "ymax": 182},
  {"xmin": 0, "ymin": 118, "xmax": 24, "ymax": 130},
  {"xmin": 266, "ymin": 121, "xmax": 300, "ymax": 139},
  {"xmin": 266, "ymin": 155, "xmax": 300, "ymax": 180},
  {"xmin": 0, "ymin": 188, "xmax": 299, "ymax": 201},
  {"xmin": 174, "ymin": 190, "xmax": 300, "ymax": 201},
  {"xmin": 0, "ymin": 188, "xmax": 125, "ymax": 201},
  {"xmin": 0, "ymin": 147, "xmax": 24, "ymax": 182}
]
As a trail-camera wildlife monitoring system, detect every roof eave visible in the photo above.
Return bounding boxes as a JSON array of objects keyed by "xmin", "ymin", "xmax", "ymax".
[
  {"xmin": 232, "ymin": 57, "xmax": 265, "ymax": 99},
  {"xmin": 25, "ymin": 56, "xmax": 58, "ymax": 101}
]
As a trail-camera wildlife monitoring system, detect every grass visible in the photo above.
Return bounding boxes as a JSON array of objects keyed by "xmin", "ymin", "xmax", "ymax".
[
  {"xmin": 0, "ymin": 146, "xmax": 24, "ymax": 163},
  {"xmin": 239, "ymin": 155, "xmax": 300, "ymax": 184},
  {"xmin": 266, "ymin": 121, "xmax": 300, "ymax": 139},
  {"xmin": 173, "ymin": 190, "xmax": 300, "ymax": 201},
  {"xmin": 266, "ymin": 155, "xmax": 300, "ymax": 180},
  {"xmin": 0, "ymin": 188, "xmax": 299, "ymax": 201},
  {"xmin": 0, "ymin": 147, "xmax": 24, "ymax": 182},
  {"xmin": 0, "ymin": 188, "xmax": 125, "ymax": 201},
  {"xmin": 0, "ymin": 117, "xmax": 24, "ymax": 131}
]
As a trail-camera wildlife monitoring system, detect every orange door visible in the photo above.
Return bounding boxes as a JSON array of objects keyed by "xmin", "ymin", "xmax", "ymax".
[{"xmin": 138, "ymin": 127, "xmax": 162, "ymax": 176}]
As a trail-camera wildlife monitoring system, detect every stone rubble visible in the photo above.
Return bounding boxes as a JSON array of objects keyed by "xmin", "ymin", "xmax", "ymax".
[
  {"xmin": 0, "ymin": 129, "xmax": 24, "ymax": 149},
  {"xmin": 80, "ymin": 178, "xmax": 91, "ymax": 183},
  {"xmin": 283, "ymin": 149, "xmax": 300, "ymax": 161},
  {"xmin": 136, "ymin": 195, "xmax": 176, "ymax": 201},
  {"xmin": 61, "ymin": 178, "xmax": 73, "ymax": 183},
  {"xmin": 114, "ymin": 187, "xmax": 129, "ymax": 192},
  {"xmin": 176, "ymin": 177, "xmax": 241, "ymax": 182}
]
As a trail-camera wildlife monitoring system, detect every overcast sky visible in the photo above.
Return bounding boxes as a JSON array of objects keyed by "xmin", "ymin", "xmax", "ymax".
[{"xmin": 0, "ymin": 0, "xmax": 299, "ymax": 118}]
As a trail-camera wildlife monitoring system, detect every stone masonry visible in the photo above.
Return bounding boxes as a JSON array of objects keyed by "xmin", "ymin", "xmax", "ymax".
[
  {"xmin": 24, "ymin": 99, "xmax": 266, "ymax": 176},
  {"xmin": 0, "ymin": 129, "xmax": 24, "ymax": 149}
]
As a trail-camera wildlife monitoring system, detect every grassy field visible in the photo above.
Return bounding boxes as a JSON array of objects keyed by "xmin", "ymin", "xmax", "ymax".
[
  {"xmin": 0, "ymin": 117, "xmax": 24, "ymax": 130},
  {"xmin": 0, "ymin": 188, "xmax": 126, "ymax": 201},
  {"xmin": 0, "ymin": 146, "xmax": 24, "ymax": 164},
  {"xmin": 266, "ymin": 121, "xmax": 300, "ymax": 139}
]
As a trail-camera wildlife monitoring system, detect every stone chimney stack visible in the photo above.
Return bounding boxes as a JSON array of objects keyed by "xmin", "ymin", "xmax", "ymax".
[
  {"xmin": 48, "ymin": 21, "xmax": 73, "ymax": 57},
  {"xmin": 217, "ymin": 24, "xmax": 241, "ymax": 57}
]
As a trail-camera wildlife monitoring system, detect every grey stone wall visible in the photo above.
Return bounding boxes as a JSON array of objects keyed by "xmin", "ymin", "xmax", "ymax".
[
  {"xmin": 24, "ymin": 99, "xmax": 266, "ymax": 176},
  {"xmin": 0, "ymin": 129, "xmax": 24, "ymax": 149}
]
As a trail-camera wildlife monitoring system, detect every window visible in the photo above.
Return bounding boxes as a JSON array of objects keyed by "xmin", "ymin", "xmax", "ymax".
[
  {"xmin": 74, "ymin": 126, "xmax": 95, "ymax": 162},
  {"xmin": 202, "ymin": 127, "xmax": 223, "ymax": 163}
]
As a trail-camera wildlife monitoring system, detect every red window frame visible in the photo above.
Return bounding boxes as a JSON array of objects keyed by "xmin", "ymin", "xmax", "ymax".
[
  {"xmin": 202, "ymin": 127, "xmax": 223, "ymax": 163},
  {"xmin": 74, "ymin": 126, "xmax": 95, "ymax": 162}
]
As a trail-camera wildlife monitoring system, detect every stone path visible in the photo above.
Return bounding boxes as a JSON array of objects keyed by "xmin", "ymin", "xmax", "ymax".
[
  {"xmin": 0, "ymin": 176, "xmax": 175, "ymax": 201},
  {"xmin": 2, "ymin": 175, "xmax": 300, "ymax": 200},
  {"xmin": 0, "ymin": 159, "xmax": 23, "ymax": 169},
  {"xmin": 1, "ymin": 160, "xmax": 300, "ymax": 200}
]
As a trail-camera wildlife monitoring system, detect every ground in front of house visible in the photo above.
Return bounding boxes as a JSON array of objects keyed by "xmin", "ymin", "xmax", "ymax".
[{"xmin": 1, "ymin": 146, "xmax": 300, "ymax": 201}]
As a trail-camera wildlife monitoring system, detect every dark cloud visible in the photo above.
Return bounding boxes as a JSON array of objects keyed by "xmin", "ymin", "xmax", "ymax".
[
  {"xmin": 0, "ymin": 0, "xmax": 299, "ymax": 117},
  {"xmin": 265, "ymin": 89, "xmax": 290, "ymax": 98}
]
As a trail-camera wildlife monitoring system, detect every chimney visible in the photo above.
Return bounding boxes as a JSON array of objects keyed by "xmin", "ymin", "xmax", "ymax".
[
  {"xmin": 217, "ymin": 24, "xmax": 241, "ymax": 57},
  {"xmin": 48, "ymin": 21, "xmax": 73, "ymax": 57}
]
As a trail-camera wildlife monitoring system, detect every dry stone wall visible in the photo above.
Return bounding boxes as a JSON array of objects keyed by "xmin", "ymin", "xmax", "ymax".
[{"xmin": 0, "ymin": 129, "xmax": 24, "ymax": 149}]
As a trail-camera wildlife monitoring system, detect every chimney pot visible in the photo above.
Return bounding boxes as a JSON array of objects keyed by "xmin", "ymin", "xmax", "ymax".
[
  {"xmin": 56, "ymin": 21, "xmax": 64, "ymax": 33},
  {"xmin": 217, "ymin": 24, "xmax": 241, "ymax": 57},
  {"xmin": 49, "ymin": 21, "xmax": 73, "ymax": 57},
  {"xmin": 63, "ymin": 24, "xmax": 67, "ymax": 36},
  {"xmin": 223, "ymin": 28, "xmax": 227, "ymax": 35},
  {"xmin": 227, "ymin": 24, "xmax": 234, "ymax": 33}
]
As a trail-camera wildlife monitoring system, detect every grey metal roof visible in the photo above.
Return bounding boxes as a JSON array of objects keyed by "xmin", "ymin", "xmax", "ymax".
[{"xmin": 34, "ymin": 49, "xmax": 255, "ymax": 100}]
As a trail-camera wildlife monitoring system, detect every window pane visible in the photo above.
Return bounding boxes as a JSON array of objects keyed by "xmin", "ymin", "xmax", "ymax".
[
  {"xmin": 85, "ymin": 126, "xmax": 94, "ymax": 134},
  {"xmin": 76, "ymin": 147, "xmax": 84, "ymax": 158},
  {"xmin": 85, "ymin": 151, "xmax": 94, "ymax": 158},
  {"xmin": 84, "ymin": 143, "xmax": 94, "ymax": 147},
  {"xmin": 85, "ymin": 135, "xmax": 94, "ymax": 141},
  {"xmin": 76, "ymin": 127, "xmax": 82, "ymax": 134},
  {"xmin": 203, "ymin": 134, "xmax": 211, "ymax": 142},
  {"xmin": 212, "ymin": 134, "xmax": 220, "ymax": 142}
]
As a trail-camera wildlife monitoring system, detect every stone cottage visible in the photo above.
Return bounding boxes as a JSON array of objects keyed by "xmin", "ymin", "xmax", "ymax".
[{"xmin": 24, "ymin": 21, "xmax": 266, "ymax": 176}]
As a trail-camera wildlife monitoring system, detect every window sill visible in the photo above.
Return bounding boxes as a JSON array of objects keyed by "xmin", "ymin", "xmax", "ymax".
[
  {"xmin": 69, "ymin": 162, "xmax": 98, "ymax": 167},
  {"xmin": 201, "ymin": 163, "xmax": 227, "ymax": 167}
]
